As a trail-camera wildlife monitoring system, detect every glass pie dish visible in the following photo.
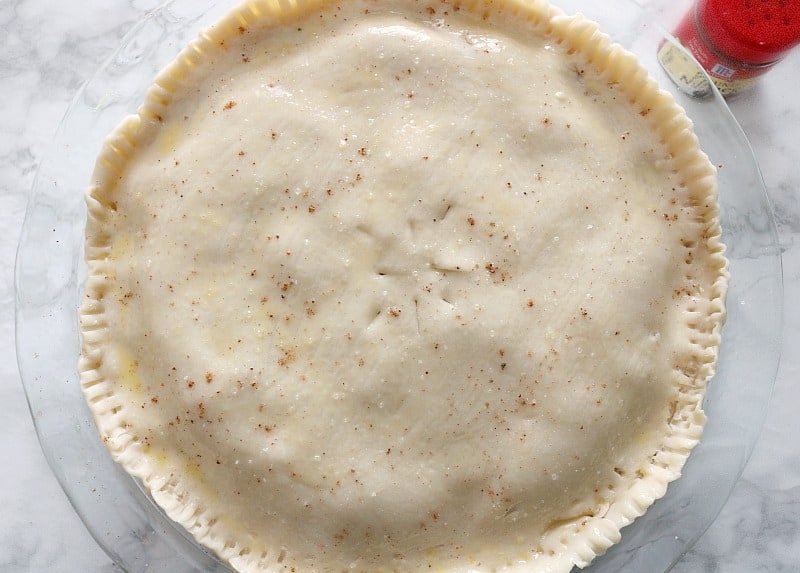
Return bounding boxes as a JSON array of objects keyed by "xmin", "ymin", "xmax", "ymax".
[{"xmin": 15, "ymin": 0, "xmax": 783, "ymax": 571}]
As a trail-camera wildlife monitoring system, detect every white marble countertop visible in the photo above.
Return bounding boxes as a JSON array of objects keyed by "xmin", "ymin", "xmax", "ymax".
[{"xmin": 1, "ymin": 1, "xmax": 798, "ymax": 571}]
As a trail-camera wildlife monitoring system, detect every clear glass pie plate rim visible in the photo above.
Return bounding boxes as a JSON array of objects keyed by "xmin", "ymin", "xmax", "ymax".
[{"xmin": 14, "ymin": 0, "xmax": 783, "ymax": 572}]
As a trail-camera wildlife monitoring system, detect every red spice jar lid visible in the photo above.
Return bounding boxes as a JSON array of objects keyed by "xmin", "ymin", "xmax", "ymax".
[{"xmin": 697, "ymin": 0, "xmax": 800, "ymax": 65}]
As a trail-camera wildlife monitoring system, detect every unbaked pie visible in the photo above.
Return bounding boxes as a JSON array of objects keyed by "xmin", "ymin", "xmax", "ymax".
[{"xmin": 79, "ymin": 0, "xmax": 728, "ymax": 571}]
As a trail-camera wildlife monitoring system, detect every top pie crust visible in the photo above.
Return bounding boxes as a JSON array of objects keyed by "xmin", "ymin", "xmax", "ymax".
[{"xmin": 79, "ymin": 0, "xmax": 728, "ymax": 571}]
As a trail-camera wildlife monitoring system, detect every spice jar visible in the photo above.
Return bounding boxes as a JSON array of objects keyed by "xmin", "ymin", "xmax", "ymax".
[{"xmin": 659, "ymin": 0, "xmax": 800, "ymax": 97}]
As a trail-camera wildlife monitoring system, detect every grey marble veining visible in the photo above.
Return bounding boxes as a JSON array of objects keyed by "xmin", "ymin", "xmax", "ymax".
[{"xmin": 2, "ymin": 0, "xmax": 799, "ymax": 571}]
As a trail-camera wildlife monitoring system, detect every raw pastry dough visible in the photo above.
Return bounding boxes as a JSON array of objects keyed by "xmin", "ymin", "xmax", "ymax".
[{"xmin": 80, "ymin": 0, "xmax": 728, "ymax": 571}]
